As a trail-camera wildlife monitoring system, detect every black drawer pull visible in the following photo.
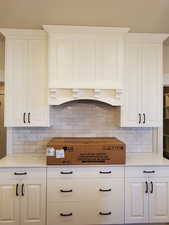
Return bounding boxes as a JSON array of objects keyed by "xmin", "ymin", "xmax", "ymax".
[
  {"xmin": 23, "ymin": 113, "xmax": 26, "ymax": 124},
  {"xmin": 143, "ymin": 113, "xmax": 146, "ymax": 124},
  {"xmin": 145, "ymin": 181, "xmax": 148, "ymax": 193},
  {"xmin": 60, "ymin": 171, "xmax": 73, "ymax": 174},
  {"xmin": 16, "ymin": 184, "xmax": 19, "ymax": 196},
  {"xmin": 143, "ymin": 170, "xmax": 155, "ymax": 174},
  {"xmin": 60, "ymin": 189, "xmax": 73, "ymax": 193},
  {"xmin": 60, "ymin": 171, "xmax": 73, "ymax": 175},
  {"xmin": 60, "ymin": 213, "xmax": 73, "ymax": 217},
  {"xmin": 28, "ymin": 112, "xmax": 31, "ymax": 124},
  {"xmin": 150, "ymin": 181, "xmax": 153, "ymax": 193},
  {"xmin": 21, "ymin": 184, "xmax": 25, "ymax": 196},
  {"xmin": 99, "ymin": 212, "xmax": 111, "ymax": 216},
  {"xmin": 99, "ymin": 188, "xmax": 111, "ymax": 192},
  {"xmin": 99, "ymin": 171, "xmax": 111, "ymax": 174},
  {"xmin": 139, "ymin": 113, "xmax": 141, "ymax": 124},
  {"xmin": 14, "ymin": 172, "xmax": 27, "ymax": 175}
]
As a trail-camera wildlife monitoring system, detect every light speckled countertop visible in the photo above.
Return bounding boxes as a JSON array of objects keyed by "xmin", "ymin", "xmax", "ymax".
[
  {"xmin": 0, "ymin": 153, "xmax": 46, "ymax": 167},
  {"xmin": 126, "ymin": 153, "xmax": 169, "ymax": 166},
  {"xmin": 0, "ymin": 153, "xmax": 169, "ymax": 167}
]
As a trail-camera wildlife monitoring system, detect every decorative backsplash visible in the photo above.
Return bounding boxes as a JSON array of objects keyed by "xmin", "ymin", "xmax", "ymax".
[{"xmin": 9, "ymin": 100, "xmax": 153, "ymax": 154}]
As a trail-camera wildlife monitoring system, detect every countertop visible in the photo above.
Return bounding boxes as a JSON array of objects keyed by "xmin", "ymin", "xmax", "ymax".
[
  {"xmin": 0, "ymin": 153, "xmax": 46, "ymax": 167},
  {"xmin": 126, "ymin": 153, "xmax": 169, "ymax": 166},
  {"xmin": 0, "ymin": 153, "xmax": 169, "ymax": 167}
]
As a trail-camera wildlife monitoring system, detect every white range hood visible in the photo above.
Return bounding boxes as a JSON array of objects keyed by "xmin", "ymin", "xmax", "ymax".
[{"xmin": 43, "ymin": 25, "xmax": 130, "ymax": 106}]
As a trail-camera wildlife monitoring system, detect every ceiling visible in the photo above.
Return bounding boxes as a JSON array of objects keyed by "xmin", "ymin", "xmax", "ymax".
[{"xmin": 0, "ymin": 0, "xmax": 169, "ymax": 33}]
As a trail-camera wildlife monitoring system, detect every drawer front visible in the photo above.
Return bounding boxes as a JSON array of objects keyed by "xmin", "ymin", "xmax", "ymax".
[
  {"xmin": 83, "ymin": 200, "xmax": 124, "ymax": 224},
  {"xmin": 47, "ymin": 202, "xmax": 80, "ymax": 225},
  {"xmin": 0, "ymin": 168, "xmax": 46, "ymax": 181},
  {"xmin": 47, "ymin": 166, "xmax": 124, "ymax": 178},
  {"xmin": 125, "ymin": 166, "xmax": 169, "ymax": 178},
  {"xmin": 47, "ymin": 201, "xmax": 124, "ymax": 225},
  {"xmin": 47, "ymin": 200, "xmax": 124, "ymax": 225},
  {"xmin": 47, "ymin": 178, "xmax": 124, "ymax": 202}
]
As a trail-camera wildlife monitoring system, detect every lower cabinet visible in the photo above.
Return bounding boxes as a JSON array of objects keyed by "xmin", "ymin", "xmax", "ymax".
[
  {"xmin": 0, "ymin": 168, "xmax": 46, "ymax": 225},
  {"xmin": 125, "ymin": 167, "xmax": 169, "ymax": 224},
  {"xmin": 47, "ymin": 166, "xmax": 124, "ymax": 225}
]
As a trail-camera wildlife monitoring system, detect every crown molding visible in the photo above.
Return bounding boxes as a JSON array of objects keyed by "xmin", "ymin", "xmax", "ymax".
[
  {"xmin": 0, "ymin": 29, "xmax": 47, "ymax": 40},
  {"xmin": 43, "ymin": 25, "xmax": 130, "ymax": 36}
]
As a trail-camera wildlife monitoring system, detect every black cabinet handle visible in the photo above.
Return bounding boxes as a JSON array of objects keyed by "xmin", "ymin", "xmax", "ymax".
[
  {"xmin": 145, "ymin": 181, "xmax": 148, "ymax": 193},
  {"xmin": 99, "ymin": 212, "xmax": 111, "ymax": 216},
  {"xmin": 60, "ymin": 213, "xmax": 72, "ymax": 217},
  {"xmin": 99, "ymin": 188, "xmax": 111, "ymax": 192},
  {"xmin": 28, "ymin": 113, "xmax": 30, "ymax": 123},
  {"xmin": 143, "ymin": 113, "xmax": 146, "ymax": 124},
  {"xmin": 14, "ymin": 172, "xmax": 27, "ymax": 175},
  {"xmin": 60, "ymin": 189, "xmax": 73, "ymax": 193},
  {"xmin": 21, "ymin": 184, "xmax": 25, "ymax": 196},
  {"xmin": 99, "ymin": 171, "xmax": 111, "ymax": 174},
  {"xmin": 150, "ymin": 181, "xmax": 153, "ymax": 193},
  {"xmin": 60, "ymin": 171, "xmax": 73, "ymax": 175},
  {"xmin": 143, "ymin": 170, "xmax": 155, "ymax": 174},
  {"xmin": 16, "ymin": 184, "xmax": 19, "ymax": 196},
  {"xmin": 23, "ymin": 113, "xmax": 26, "ymax": 123},
  {"xmin": 139, "ymin": 113, "xmax": 141, "ymax": 124}
]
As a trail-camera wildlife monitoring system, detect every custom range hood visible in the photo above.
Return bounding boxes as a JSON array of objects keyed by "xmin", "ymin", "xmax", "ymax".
[{"xmin": 43, "ymin": 25, "xmax": 130, "ymax": 106}]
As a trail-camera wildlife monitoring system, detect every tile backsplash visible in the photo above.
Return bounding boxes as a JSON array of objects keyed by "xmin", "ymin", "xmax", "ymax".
[{"xmin": 9, "ymin": 100, "xmax": 153, "ymax": 154}]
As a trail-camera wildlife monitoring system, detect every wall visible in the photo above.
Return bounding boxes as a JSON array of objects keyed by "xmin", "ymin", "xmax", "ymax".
[
  {"xmin": 0, "ymin": 36, "xmax": 4, "ymax": 82},
  {"xmin": 9, "ymin": 100, "xmax": 153, "ymax": 154}
]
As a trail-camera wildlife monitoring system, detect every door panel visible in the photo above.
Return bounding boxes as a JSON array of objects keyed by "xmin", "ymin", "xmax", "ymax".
[
  {"xmin": 5, "ymin": 39, "xmax": 27, "ymax": 126},
  {"xmin": 21, "ymin": 181, "xmax": 46, "ymax": 225},
  {"xmin": 0, "ymin": 183, "xmax": 19, "ymax": 225},
  {"xmin": 125, "ymin": 178, "xmax": 149, "ymax": 223},
  {"xmin": 121, "ymin": 43, "xmax": 141, "ymax": 127},
  {"xmin": 149, "ymin": 178, "xmax": 169, "ymax": 222},
  {"xmin": 141, "ymin": 44, "xmax": 162, "ymax": 127},
  {"xmin": 27, "ymin": 39, "xmax": 49, "ymax": 127}
]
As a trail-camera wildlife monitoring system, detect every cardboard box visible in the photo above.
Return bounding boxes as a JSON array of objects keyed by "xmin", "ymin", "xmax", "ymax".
[{"xmin": 46, "ymin": 137, "xmax": 126, "ymax": 165}]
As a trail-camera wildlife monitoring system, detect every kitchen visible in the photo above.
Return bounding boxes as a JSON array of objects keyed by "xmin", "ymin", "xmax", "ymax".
[{"xmin": 0, "ymin": 1, "xmax": 169, "ymax": 225}]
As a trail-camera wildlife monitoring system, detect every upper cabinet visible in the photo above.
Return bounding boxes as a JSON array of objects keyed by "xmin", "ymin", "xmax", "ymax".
[
  {"xmin": 121, "ymin": 34, "xmax": 168, "ymax": 127},
  {"xmin": 0, "ymin": 29, "xmax": 49, "ymax": 127},
  {"xmin": 43, "ymin": 25, "xmax": 129, "ymax": 105}
]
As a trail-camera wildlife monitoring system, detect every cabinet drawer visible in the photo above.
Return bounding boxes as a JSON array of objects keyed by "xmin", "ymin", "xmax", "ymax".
[
  {"xmin": 82, "ymin": 200, "xmax": 124, "ymax": 224},
  {"xmin": 47, "ymin": 166, "xmax": 124, "ymax": 178},
  {"xmin": 47, "ymin": 202, "xmax": 80, "ymax": 225},
  {"xmin": 0, "ymin": 168, "xmax": 46, "ymax": 180},
  {"xmin": 47, "ymin": 178, "xmax": 124, "ymax": 202},
  {"xmin": 125, "ymin": 166, "xmax": 169, "ymax": 178},
  {"xmin": 47, "ymin": 200, "xmax": 124, "ymax": 225}
]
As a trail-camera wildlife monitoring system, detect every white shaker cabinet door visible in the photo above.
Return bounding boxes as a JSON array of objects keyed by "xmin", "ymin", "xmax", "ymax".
[
  {"xmin": 149, "ymin": 178, "xmax": 169, "ymax": 223},
  {"xmin": 0, "ymin": 182, "xmax": 20, "ymax": 225},
  {"xmin": 121, "ymin": 43, "xmax": 141, "ymax": 127},
  {"xmin": 4, "ymin": 39, "xmax": 28, "ymax": 127},
  {"xmin": 125, "ymin": 178, "xmax": 149, "ymax": 224},
  {"xmin": 27, "ymin": 39, "xmax": 49, "ymax": 127},
  {"xmin": 141, "ymin": 44, "xmax": 162, "ymax": 127},
  {"xmin": 20, "ymin": 180, "xmax": 46, "ymax": 225},
  {"xmin": 4, "ymin": 30, "xmax": 49, "ymax": 127}
]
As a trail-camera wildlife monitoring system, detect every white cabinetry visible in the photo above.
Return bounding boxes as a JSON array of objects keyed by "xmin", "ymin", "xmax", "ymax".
[
  {"xmin": 0, "ymin": 168, "xmax": 46, "ymax": 225},
  {"xmin": 121, "ymin": 34, "xmax": 168, "ymax": 127},
  {"xmin": 44, "ymin": 25, "xmax": 129, "ymax": 105},
  {"xmin": 125, "ymin": 166, "xmax": 169, "ymax": 223},
  {"xmin": 47, "ymin": 166, "xmax": 124, "ymax": 225},
  {"xmin": 0, "ymin": 29, "xmax": 49, "ymax": 127}
]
